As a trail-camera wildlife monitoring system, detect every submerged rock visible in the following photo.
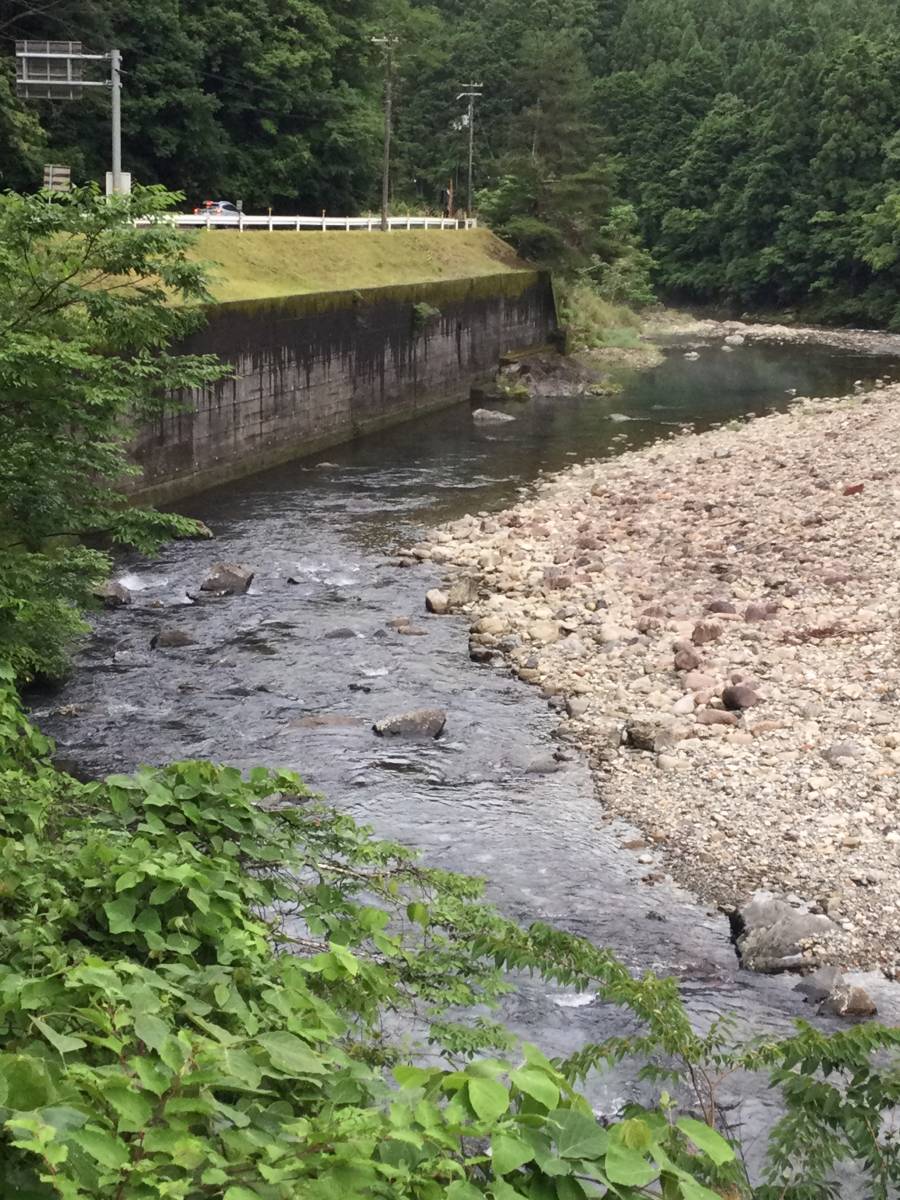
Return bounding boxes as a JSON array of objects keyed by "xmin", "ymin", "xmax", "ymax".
[
  {"xmin": 472, "ymin": 408, "xmax": 516, "ymax": 423},
  {"xmin": 150, "ymin": 629, "xmax": 196, "ymax": 649},
  {"xmin": 373, "ymin": 709, "xmax": 447, "ymax": 738},
  {"xmin": 200, "ymin": 562, "xmax": 254, "ymax": 594}
]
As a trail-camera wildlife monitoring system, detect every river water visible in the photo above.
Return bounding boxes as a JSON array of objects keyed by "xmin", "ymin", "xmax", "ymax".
[{"xmin": 35, "ymin": 338, "xmax": 900, "ymax": 1164}]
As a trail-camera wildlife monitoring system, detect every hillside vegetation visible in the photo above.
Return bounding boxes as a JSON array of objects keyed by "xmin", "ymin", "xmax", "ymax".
[{"xmin": 191, "ymin": 229, "xmax": 528, "ymax": 302}]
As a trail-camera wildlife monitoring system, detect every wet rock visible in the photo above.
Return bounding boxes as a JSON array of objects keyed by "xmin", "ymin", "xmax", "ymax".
[
  {"xmin": 472, "ymin": 408, "xmax": 516, "ymax": 423},
  {"xmin": 373, "ymin": 709, "xmax": 447, "ymax": 738},
  {"xmin": 425, "ymin": 589, "xmax": 449, "ymax": 614},
  {"xmin": 674, "ymin": 647, "xmax": 702, "ymax": 672},
  {"xmin": 396, "ymin": 626, "xmax": 428, "ymax": 636},
  {"xmin": 200, "ymin": 563, "xmax": 254, "ymax": 595},
  {"xmin": 325, "ymin": 628, "xmax": 358, "ymax": 639},
  {"xmin": 93, "ymin": 580, "xmax": 132, "ymax": 608},
  {"xmin": 735, "ymin": 891, "xmax": 836, "ymax": 973},
  {"xmin": 387, "ymin": 617, "xmax": 411, "ymax": 629},
  {"xmin": 722, "ymin": 684, "xmax": 760, "ymax": 710},
  {"xmin": 794, "ymin": 964, "xmax": 842, "ymax": 1003},
  {"xmin": 292, "ymin": 715, "xmax": 366, "ymax": 730},
  {"xmin": 819, "ymin": 983, "xmax": 878, "ymax": 1018},
  {"xmin": 724, "ymin": 333, "xmax": 745, "ymax": 346},
  {"xmin": 692, "ymin": 621, "xmax": 723, "ymax": 646},
  {"xmin": 150, "ymin": 629, "xmax": 196, "ymax": 649},
  {"xmin": 469, "ymin": 640, "xmax": 495, "ymax": 663},
  {"xmin": 525, "ymin": 753, "xmax": 564, "ymax": 774}
]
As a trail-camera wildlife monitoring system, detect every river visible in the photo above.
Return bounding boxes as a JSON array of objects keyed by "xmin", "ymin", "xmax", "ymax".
[{"xmin": 34, "ymin": 337, "xmax": 900, "ymax": 1167}]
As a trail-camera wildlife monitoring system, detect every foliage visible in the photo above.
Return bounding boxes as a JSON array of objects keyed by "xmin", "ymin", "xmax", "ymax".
[
  {"xmin": 412, "ymin": 301, "xmax": 442, "ymax": 334},
  {"xmin": 0, "ymin": 670, "xmax": 740, "ymax": 1199},
  {"xmin": 0, "ymin": 185, "xmax": 224, "ymax": 681},
  {"xmin": 1, "ymin": 666, "xmax": 899, "ymax": 1196},
  {"xmin": 557, "ymin": 283, "xmax": 642, "ymax": 352}
]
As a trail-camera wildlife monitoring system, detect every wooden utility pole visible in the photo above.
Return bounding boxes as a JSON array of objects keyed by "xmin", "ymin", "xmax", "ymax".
[{"xmin": 372, "ymin": 36, "xmax": 398, "ymax": 231}]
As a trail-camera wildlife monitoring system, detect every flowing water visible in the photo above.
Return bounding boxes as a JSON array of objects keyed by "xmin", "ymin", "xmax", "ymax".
[{"xmin": 34, "ymin": 338, "xmax": 900, "ymax": 1165}]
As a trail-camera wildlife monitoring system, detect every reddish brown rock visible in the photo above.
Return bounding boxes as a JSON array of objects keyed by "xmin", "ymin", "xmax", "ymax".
[
  {"xmin": 692, "ymin": 621, "xmax": 723, "ymax": 646},
  {"xmin": 696, "ymin": 709, "xmax": 739, "ymax": 727},
  {"xmin": 674, "ymin": 647, "xmax": 702, "ymax": 672},
  {"xmin": 744, "ymin": 602, "xmax": 770, "ymax": 622},
  {"xmin": 842, "ymin": 483, "xmax": 865, "ymax": 496},
  {"xmin": 723, "ymin": 684, "xmax": 761, "ymax": 710}
]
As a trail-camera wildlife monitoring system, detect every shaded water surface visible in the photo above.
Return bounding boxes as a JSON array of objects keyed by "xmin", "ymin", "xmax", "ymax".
[{"xmin": 36, "ymin": 339, "xmax": 900, "ymax": 1157}]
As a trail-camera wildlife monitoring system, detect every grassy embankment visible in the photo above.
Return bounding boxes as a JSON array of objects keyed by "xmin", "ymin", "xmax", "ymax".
[{"xmin": 188, "ymin": 227, "xmax": 529, "ymax": 302}]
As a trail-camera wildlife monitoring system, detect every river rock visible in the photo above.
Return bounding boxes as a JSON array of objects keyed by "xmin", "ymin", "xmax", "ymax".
[
  {"xmin": 200, "ymin": 563, "xmax": 254, "ymax": 594},
  {"xmin": 724, "ymin": 333, "xmax": 745, "ymax": 346},
  {"xmin": 696, "ymin": 708, "xmax": 738, "ymax": 727},
  {"xmin": 822, "ymin": 739, "xmax": 864, "ymax": 765},
  {"xmin": 722, "ymin": 683, "xmax": 760, "ymax": 710},
  {"xmin": 674, "ymin": 647, "xmax": 702, "ymax": 672},
  {"xmin": 819, "ymin": 983, "xmax": 878, "ymax": 1018},
  {"xmin": 566, "ymin": 696, "xmax": 590, "ymax": 718},
  {"xmin": 744, "ymin": 602, "xmax": 770, "ymax": 622},
  {"xmin": 292, "ymin": 714, "xmax": 366, "ymax": 730},
  {"xmin": 150, "ymin": 629, "xmax": 196, "ymax": 649},
  {"xmin": 794, "ymin": 964, "xmax": 843, "ymax": 1003},
  {"xmin": 529, "ymin": 619, "xmax": 561, "ymax": 644},
  {"xmin": 706, "ymin": 599, "xmax": 736, "ymax": 614},
  {"xmin": 447, "ymin": 576, "xmax": 479, "ymax": 607},
  {"xmin": 625, "ymin": 716, "xmax": 677, "ymax": 752},
  {"xmin": 473, "ymin": 408, "xmax": 515, "ymax": 423},
  {"xmin": 93, "ymin": 580, "xmax": 132, "ymax": 608},
  {"xmin": 373, "ymin": 709, "xmax": 447, "ymax": 738},
  {"xmin": 685, "ymin": 670, "xmax": 717, "ymax": 692},
  {"xmin": 425, "ymin": 589, "xmax": 449, "ymax": 614},
  {"xmin": 735, "ymin": 891, "xmax": 836, "ymax": 973},
  {"xmin": 692, "ymin": 621, "xmax": 723, "ymax": 645}
]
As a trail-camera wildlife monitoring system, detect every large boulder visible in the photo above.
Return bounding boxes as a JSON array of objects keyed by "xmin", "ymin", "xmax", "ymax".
[
  {"xmin": 373, "ymin": 709, "xmax": 447, "ymax": 738},
  {"xmin": 734, "ymin": 891, "xmax": 836, "ymax": 973},
  {"xmin": 150, "ymin": 628, "xmax": 196, "ymax": 649},
  {"xmin": 425, "ymin": 589, "xmax": 449, "ymax": 614},
  {"xmin": 472, "ymin": 408, "xmax": 515, "ymax": 423},
  {"xmin": 93, "ymin": 580, "xmax": 132, "ymax": 608},
  {"xmin": 200, "ymin": 563, "xmax": 254, "ymax": 595},
  {"xmin": 624, "ymin": 715, "xmax": 677, "ymax": 753}
]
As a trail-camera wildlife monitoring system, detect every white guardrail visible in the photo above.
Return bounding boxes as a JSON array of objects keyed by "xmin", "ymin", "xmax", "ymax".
[{"xmin": 154, "ymin": 214, "xmax": 478, "ymax": 231}]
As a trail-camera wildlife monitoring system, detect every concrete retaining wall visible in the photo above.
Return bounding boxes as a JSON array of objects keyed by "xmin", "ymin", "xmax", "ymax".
[{"xmin": 132, "ymin": 270, "xmax": 557, "ymax": 502}]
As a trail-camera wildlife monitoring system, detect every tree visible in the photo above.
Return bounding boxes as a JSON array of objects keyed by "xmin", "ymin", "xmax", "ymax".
[{"xmin": 0, "ymin": 185, "xmax": 224, "ymax": 680}]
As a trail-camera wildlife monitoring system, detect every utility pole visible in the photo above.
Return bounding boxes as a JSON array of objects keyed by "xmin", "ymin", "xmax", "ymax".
[
  {"xmin": 110, "ymin": 47, "xmax": 122, "ymax": 195},
  {"xmin": 457, "ymin": 83, "xmax": 483, "ymax": 218},
  {"xmin": 372, "ymin": 35, "xmax": 398, "ymax": 232}
]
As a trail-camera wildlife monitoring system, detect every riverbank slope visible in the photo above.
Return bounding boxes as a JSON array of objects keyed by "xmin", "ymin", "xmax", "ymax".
[
  {"xmin": 413, "ymin": 375, "xmax": 900, "ymax": 974},
  {"xmin": 189, "ymin": 228, "xmax": 528, "ymax": 302}
]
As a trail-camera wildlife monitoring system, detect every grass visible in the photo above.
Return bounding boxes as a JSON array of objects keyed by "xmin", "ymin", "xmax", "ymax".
[
  {"xmin": 557, "ymin": 281, "xmax": 643, "ymax": 351},
  {"xmin": 187, "ymin": 228, "xmax": 529, "ymax": 302}
]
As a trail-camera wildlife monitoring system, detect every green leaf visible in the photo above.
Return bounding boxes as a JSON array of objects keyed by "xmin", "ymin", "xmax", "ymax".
[
  {"xmin": 675, "ymin": 1117, "xmax": 735, "ymax": 1167},
  {"xmin": 511, "ymin": 1067, "xmax": 559, "ymax": 1110},
  {"xmin": 394, "ymin": 1065, "xmax": 432, "ymax": 1089},
  {"xmin": 105, "ymin": 1087, "xmax": 153, "ymax": 1132},
  {"xmin": 104, "ymin": 896, "xmax": 137, "ymax": 934},
  {"xmin": 447, "ymin": 1183, "xmax": 483, "ymax": 1200},
  {"xmin": 467, "ymin": 1077, "xmax": 509, "ymax": 1123},
  {"xmin": 133, "ymin": 1013, "xmax": 168, "ymax": 1053},
  {"xmin": 257, "ymin": 1032, "xmax": 327, "ymax": 1076},
  {"xmin": 70, "ymin": 1127, "xmax": 131, "ymax": 1170},
  {"xmin": 32, "ymin": 1018, "xmax": 86, "ymax": 1056},
  {"xmin": 604, "ymin": 1140, "xmax": 657, "ymax": 1188},
  {"xmin": 553, "ymin": 1111, "xmax": 609, "ymax": 1160},
  {"xmin": 492, "ymin": 1132, "xmax": 535, "ymax": 1175}
]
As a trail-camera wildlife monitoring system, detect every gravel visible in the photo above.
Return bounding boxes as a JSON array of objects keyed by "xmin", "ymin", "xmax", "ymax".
[{"xmin": 410, "ymin": 377, "xmax": 900, "ymax": 974}]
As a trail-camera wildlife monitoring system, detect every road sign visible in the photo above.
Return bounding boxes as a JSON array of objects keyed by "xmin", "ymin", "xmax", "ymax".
[
  {"xmin": 43, "ymin": 164, "xmax": 71, "ymax": 192},
  {"xmin": 16, "ymin": 41, "xmax": 87, "ymax": 100},
  {"xmin": 105, "ymin": 171, "xmax": 131, "ymax": 196}
]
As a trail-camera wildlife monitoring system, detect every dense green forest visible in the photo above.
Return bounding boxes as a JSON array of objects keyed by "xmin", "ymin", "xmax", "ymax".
[{"xmin": 4, "ymin": 0, "xmax": 900, "ymax": 314}]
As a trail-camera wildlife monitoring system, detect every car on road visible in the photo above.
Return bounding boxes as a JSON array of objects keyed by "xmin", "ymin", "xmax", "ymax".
[{"xmin": 192, "ymin": 199, "xmax": 242, "ymax": 223}]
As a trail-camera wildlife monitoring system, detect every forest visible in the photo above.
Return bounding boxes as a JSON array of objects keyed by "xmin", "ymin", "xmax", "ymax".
[{"xmin": 5, "ymin": 0, "xmax": 900, "ymax": 324}]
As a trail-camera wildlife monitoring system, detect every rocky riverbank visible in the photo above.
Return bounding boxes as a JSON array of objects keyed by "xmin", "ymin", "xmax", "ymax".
[
  {"xmin": 408, "ymin": 380, "xmax": 900, "ymax": 976},
  {"xmin": 647, "ymin": 311, "xmax": 900, "ymax": 359}
]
